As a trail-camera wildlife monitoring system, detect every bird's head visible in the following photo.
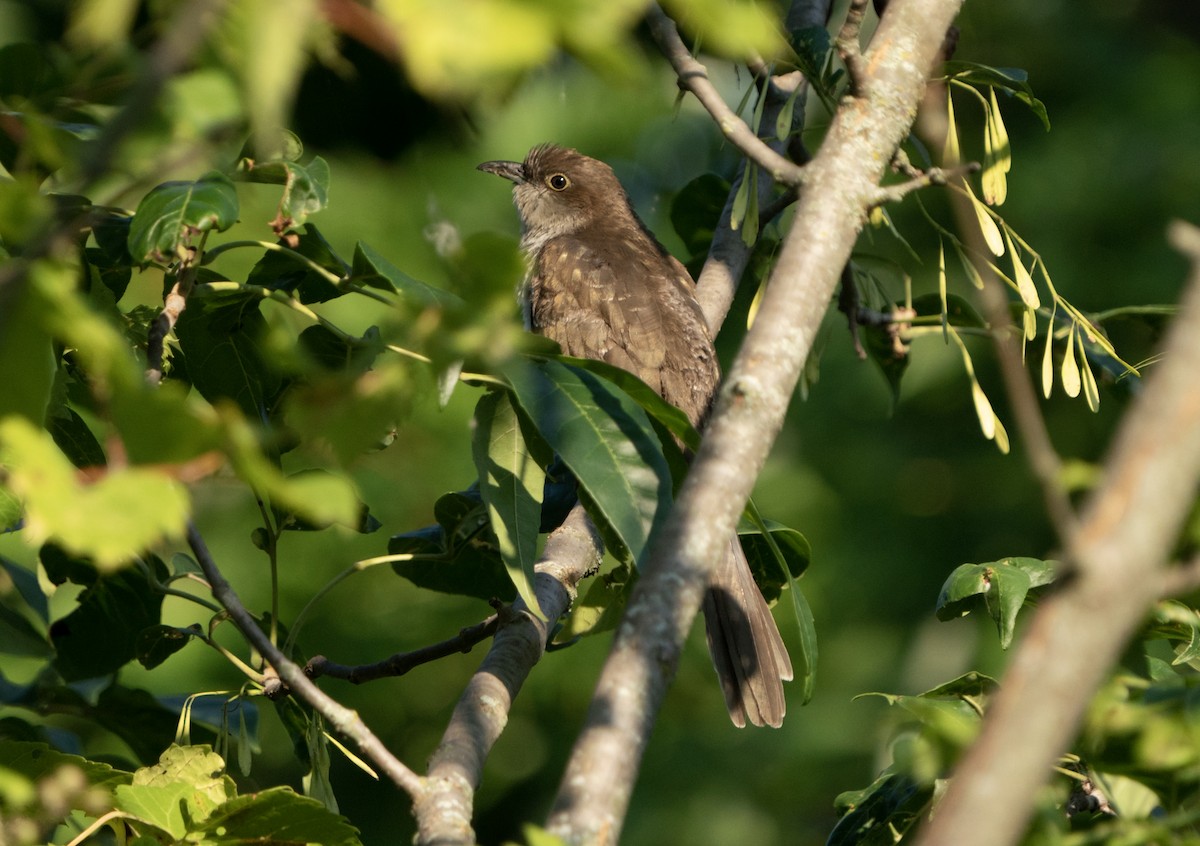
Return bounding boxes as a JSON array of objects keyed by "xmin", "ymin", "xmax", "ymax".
[{"xmin": 478, "ymin": 144, "xmax": 632, "ymax": 246}]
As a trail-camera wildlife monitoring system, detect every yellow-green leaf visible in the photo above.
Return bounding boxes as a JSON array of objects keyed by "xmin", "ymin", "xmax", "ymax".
[
  {"xmin": 1005, "ymin": 230, "xmax": 1039, "ymax": 309},
  {"xmin": 0, "ymin": 418, "xmax": 189, "ymax": 570},
  {"xmin": 1078, "ymin": 331, "xmax": 1100, "ymax": 411},
  {"xmin": 944, "ymin": 90, "xmax": 961, "ymax": 165},
  {"xmin": 1041, "ymin": 307, "xmax": 1055, "ymax": 399},
  {"xmin": 1061, "ymin": 323, "xmax": 1081, "ymax": 398},
  {"xmin": 965, "ymin": 181, "xmax": 1004, "ymax": 256}
]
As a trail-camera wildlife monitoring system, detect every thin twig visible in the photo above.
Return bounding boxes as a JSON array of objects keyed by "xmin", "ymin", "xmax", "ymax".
[
  {"xmin": 872, "ymin": 162, "xmax": 980, "ymax": 205},
  {"xmin": 186, "ymin": 521, "xmax": 426, "ymax": 799},
  {"xmin": 646, "ymin": 5, "xmax": 806, "ymax": 187},
  {"xmin": 307, "ymin": 613, "xmax": 501, "ymax": 683}
]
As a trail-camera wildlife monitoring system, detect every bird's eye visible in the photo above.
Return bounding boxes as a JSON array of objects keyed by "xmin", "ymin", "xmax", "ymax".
[{"xmin": 547, "ymin": 173, "xmax": 569, "ymax": 191}]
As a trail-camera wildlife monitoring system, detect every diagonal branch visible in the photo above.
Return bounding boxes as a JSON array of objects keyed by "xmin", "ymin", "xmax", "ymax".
[
  {"xmin": 186, "ymin": 522, "xmax": 426, "ymax": 800},
  {"xmin": 646, "ymin": 5, "xmax": 806, "ymax": 188},
  {"xmin": 413, "ymin": 503, "xmax": 603, "ymax": 845},
  {"xmin": 544, "ymin": 2, "xmax": 965, "ymax": 843},
  {"xmin": 914, "ymin": 221, "xmax": 1200, "ymax": 846}
]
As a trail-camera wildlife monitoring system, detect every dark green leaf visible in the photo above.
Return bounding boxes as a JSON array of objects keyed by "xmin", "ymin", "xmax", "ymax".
[
  {"xmin": 505, "ymin": 358, "xmax": 672, "ymax": 564},
  {"xmin": 296, "ymin": 323, "xmax": 382, "ymax": 373},
  {"xmin": 174, "ymin": 292, "xmax": 282, "ymax": 421},
  {"xmin": 40, "ymin": 542, "xmax": 99, "ymax": 587},
  {"xmin": 943, "ymin": 60, "xmax": 1050, "ymax": 130},
  {"xmin": 790, "ymin": 26, "xmax": 832, "ymax": 85},
  {"xmin": 51, "ymin": 557, "xmax": 167, "ymax": 680},
  {"xmin": 829, "ymin": 772, "xmax": 932, "ymax": 846},
  {"xmin": 1, "ymin": 555, "xmax": 48, "ymax": 620},
  {"xmin": 351, "ymin": 241, "xmax": 463, "ymax": 309},
  {"xmin": 472, "ymin": 390, "xmax": 545, "ymax": 614},
  {"xmin": 46, "ymin": 406, "xmax": 106, "ymax": 468},
  {"xmin": 736, "ymin": 520, "xmax": 811, "ymax": 602},
  {"xmin": 136, "ymin": 623, "xmax": 202, "ymax": 669},
  {"xmin": 245, "ymin": 224, "xmax": 347, "ymax": 304},
  {"xmin": 389, "ymin": 490, "xmax": 515, "ymax": 601},
  {"xmin": 94, "ymin": 684, "xmax": 217, "ymax": 763},
  {"xmin": 670, "ymin": 173, "xmax": 731, "ymax": 256},
  {"xmin": 0, "ymin": 603, "xmax": 50, "ymax": 657},
  {"xmin": 918, "ymin": 671, "xmax": 999, "ymax": 700},
  {"xmin": 128, "ymin": 171, "xmax": 240, "ymax": 264}
]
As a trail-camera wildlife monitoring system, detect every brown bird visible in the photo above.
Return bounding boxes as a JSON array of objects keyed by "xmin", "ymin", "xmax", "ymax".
[{"xmin": 478, "ymin": 144, "xmax": 792, "ymax": 727}]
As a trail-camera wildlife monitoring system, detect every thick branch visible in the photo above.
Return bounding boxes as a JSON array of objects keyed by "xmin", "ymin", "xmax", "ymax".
[
  {"xmin": 186, "ymin": 522, "xmax": 426, "ymax": 799},
  {"xmin": 915, "ymin": 220, "xmax": 1200, "ymax": 846},
  {"xmin": 544, "ymin": 2, "xmax": 964, "ymax": 843},
  {"xmin": 413, "ymin": 503, "xmax": 603, "ymax": 846}
]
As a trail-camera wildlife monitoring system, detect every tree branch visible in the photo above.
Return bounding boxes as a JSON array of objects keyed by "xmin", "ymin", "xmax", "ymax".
[
  {"xmin": 186, "ymin": 522, "xmax": 426, "ymax": 800},
  {"xmin": 914, "ymin": 219, "xmax": 1200, "ymax": 846},
  {"xmin": 413, "ymin": 503, "xmax": 603, "ymax": 846},
  {"xmin": 306, "ymin": 613, "xmax": 501, "ymax": 683},
  {"xmin": 544, "ymin": 2, "xmax": 965, "ymax": 843},
  {"xmin": 646, "ymin": 5, "xmax": 806, "ymax": 188}
]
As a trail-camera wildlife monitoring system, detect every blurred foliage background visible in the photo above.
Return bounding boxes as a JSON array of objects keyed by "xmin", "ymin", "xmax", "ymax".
[{"xmin": 1, "ymin": 0, "xmax": 1198, "ymax": 843}]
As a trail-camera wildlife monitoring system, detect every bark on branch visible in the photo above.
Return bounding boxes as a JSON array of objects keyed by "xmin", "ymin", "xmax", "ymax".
[
  {"xmin": 544, "ymin": 2, "xmax": 965, "ymax": 842},
  {"xmin": 914, "ymin": 220, "xmax": 1200, "ymax": 846}
]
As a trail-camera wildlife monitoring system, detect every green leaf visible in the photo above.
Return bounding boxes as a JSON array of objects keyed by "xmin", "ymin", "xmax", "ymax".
[
  {"xmin": 389, "ymin": 490, "xmax": 515, "ymax": 602},
  {"xmin": 0, "ymin": 603, "xmax": 51, "ymax": 658},
  {"xmin": 276, "ymin": 469, "xmax": 380, "ymax": 533},
  {"xmin": 829, "ymin": 772, "xmax": 933, "ymax": 846},
  {"xmin": 245, "ymin": 224, "xmax": 348, "ymax": 304},
  {"xmin": 557, "ymin": 564, "xmax": 633, "ymax": 640},
  {"xmin": 505, "ymin": 358, "xmax": 672, "ymax": 564},
  {"xmin": 174, "ymin": 291, "xmax": 283, "ymax": 421},
  {"xmin": 472, "ymin": 390, "xmax": 545, "ymax": 616},
  {"xmin": 736, "ymin": 520, "xmax": 811, "ymax": 602},
  {"xmin": 46, "ymin": 406, "xmax": 106, "ymax": 468},
  {"xmin": 127, "ymin": 171, "xmax": 239, "ymax": 264},
  {"xmin": 944, "ymin": 60, "xmax": 1050, "ymax": 130},
  {"xmin": 0, "ymin": 739, "xmax": 131, "ymax": 791},
  {"xmin": 670, "ymin": 173, "xmax": 731, "ymax": 256},
  {"xmin": 1, "ymin": 419, "xmax": 190, "ymax": 570},
  {"xmin": 236, "ymin": 156, "xmax": 331, "ymax": 233},
  {"xmin": 136, "ymin": 623, "xmax": 202, "ymax": 670},
  {"xmin": 351, "ymin": 241, "xmax": 463, "ymax": 309},
  {"xmin": 193, "ymin": 785, "xmax": 361, "ymax": 845},
  {"xmin": 116, "ymin": 745, "xmax": 235, "ymax": 837},
  {"xmin": 50, "ymin": 556, "xmax": 168, "ymax": 680},
  {"xmin": 1, "ymin": 555, "xmax": 48, "ymax": 620},
  {"xmin": 935, "ymin": 557, "xmax": 1058, "ymax": 648},
  {"xmin": 555, "ymin": 355, "xmax": 700, "ymax": 451}
]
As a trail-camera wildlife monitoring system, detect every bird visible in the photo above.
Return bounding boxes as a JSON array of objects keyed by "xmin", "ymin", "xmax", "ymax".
[{"xmin": 478, "ymin": 143, "xmax": 792, "ymax": 727}]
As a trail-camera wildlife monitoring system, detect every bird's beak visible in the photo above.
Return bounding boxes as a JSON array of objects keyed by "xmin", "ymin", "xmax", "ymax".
[{"xmin": 477, "ymin": 159, "xmax": 526, "ymax": 183}]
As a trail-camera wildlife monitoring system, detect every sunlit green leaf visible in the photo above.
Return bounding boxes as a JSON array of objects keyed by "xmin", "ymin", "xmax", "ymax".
[
  {"xmin": 505, "ymin": 358, "xmax": 672, "ymax": 564},
  {"xmin": 472, "ymin": 390, "xmax": 545, "ymax": 616},
  {"xmin": 1, "ymin": 419, "xmax": 189, "ymax": 570},
  {"xmin": 128, "ymin": 171, "xmax": 239, "ymax": 264}
]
